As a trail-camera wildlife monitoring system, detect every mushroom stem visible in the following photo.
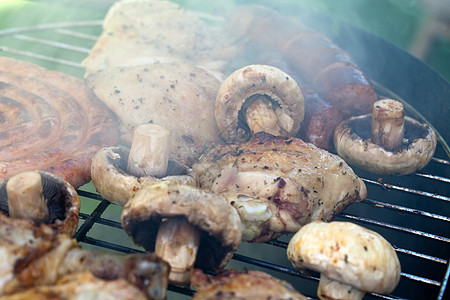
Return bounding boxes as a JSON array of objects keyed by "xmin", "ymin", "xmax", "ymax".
[
  {"xmin": 244, "ymin": 95, "xmax": 294, "ymax": 136},
  {"xmin": 127, "ymin": 123, "xmax": 171, "ymax": 178},
  {"xmin": 154, "ymin": 217, "xmax": 201, "ymax": 285},
  {"xmin": 371, "ymin": 99, "xmax": 405, "ymax": 151},
  {"xmin": 318, "ymin": 274, "xmax": 365, "ymax": 300},
  {"xmin": 6, "ymin": 171, "xmax": 49, "ymax": 223}
]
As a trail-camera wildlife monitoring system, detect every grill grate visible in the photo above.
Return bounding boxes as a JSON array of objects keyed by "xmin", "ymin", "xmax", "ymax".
[{"xmin": 0, "ymin": 21, "xmax": 449, "ymax": 300}]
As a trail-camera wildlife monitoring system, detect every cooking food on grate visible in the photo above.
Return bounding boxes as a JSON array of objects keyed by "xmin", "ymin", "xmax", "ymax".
[
  {"xmin": 0, "ymin": 170, "xmax": 80, "ymax": 236},
  {"xmin": 240, "ymin": 53, "xmax": 344, "ymax": 151},
  {"xmin": 85, "ymin": 61, "xmax": 222, "ymax": 166},
  {"xmin": 121, "ymin": 181, "xmax": 242, "ymax": 285},
  {"xmin": 190, "ymin": 268, "xmax": 308, "ymax": 300},
  {"xmin": 82, "ymin": 0, "xmax": 235, "ymax": 78},
  {"xmin": 1, "ymin": 272, "xmax": 152, "ymax": 300},
  {"xmin": 192, "ymin": 132, "xmax": 367, "ymax": 243},
  {"xmin": 215, "ymin": 64, "xmax": 304, "ymax": 142},
  {"xmin": 0, "ymin": 212, "xmax": 169, "ymax": 299},
  {"xmin": 295, "ymin": 85, "xmax": 344, "ymax": 151},
  {"xmin": 91, "ymin": 124, "xmax": 197, "ymax": 206},
  {"xmin": 227, "ymin": 4, "xmax": 379, "ymax": 118},
  {"xmin": 334, "ymin": 99, "xmax": 437, "ymax": 175},
  {"xmin": 0, "ymin": 56, "xmax": 119, "ymax": 189},
  {"xmin": 287, "ymin": 220, "xmax": 401, "ymax": 300}
]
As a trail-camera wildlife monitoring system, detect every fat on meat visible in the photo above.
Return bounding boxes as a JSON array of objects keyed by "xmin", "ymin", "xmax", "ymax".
[
  {"xmin": 193, "ymin": 132, "xmax": 367, "ymax": 242},
  {"xmin": 85, "ymin": 61, "xmax": 222, "ymax": 165}
]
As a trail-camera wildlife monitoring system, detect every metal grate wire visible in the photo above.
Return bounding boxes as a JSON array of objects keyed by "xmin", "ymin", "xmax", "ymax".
[{"xmin": 0, "ymin": 21, "xmax": 449, "ymax": 300}]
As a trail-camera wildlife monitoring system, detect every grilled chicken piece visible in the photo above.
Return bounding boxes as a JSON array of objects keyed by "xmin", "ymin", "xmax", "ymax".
[
  {"xmin": 191, "ymin": 269, "xmax": 308, "ymax": 300},
  {"xmin": 2, "ymin": 272, "xmax": 148, "ymax": 300},
  {"xmin": 82, "ymin": 0, "xmax": 235, "ymax": 77},
  {"xmin": 193, "ymin": 132, "xmax": 367, "ymax": 242},
  {"xmin": 0, "ymin": 213, "xmax": 169, "ymax": 299},
  {"xmin": 85, "ymin": 61, "xmax": 222, "ymax": 166}
]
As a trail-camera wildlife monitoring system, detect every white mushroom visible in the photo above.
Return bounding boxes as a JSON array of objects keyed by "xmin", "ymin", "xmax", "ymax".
[
  {"xmin": 121, "ymin": 181, "xmax": 242, "ymax": 285},
  {"xmin": 91, "ymin": 123, "xmax": 196, "ymax": 206},
  {"xmin": 334, "ymin": 99, "xmax": 437, "ymax": 175},
  {"xmin": 0, "ymin": 170, "xmax": 80, "ymax": 236},
  {"xmin": 215, "ymin": 65, "xmax": 304, "ymax": 141},
  {"xmin": 287, "ymin": 220, "xmax": 401, "ymax": 300}
]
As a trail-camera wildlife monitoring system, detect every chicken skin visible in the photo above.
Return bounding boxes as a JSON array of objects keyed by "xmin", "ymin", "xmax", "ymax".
[{"xmin": 193, "ymin": 132, "xmax": 367, "ymax": 242}]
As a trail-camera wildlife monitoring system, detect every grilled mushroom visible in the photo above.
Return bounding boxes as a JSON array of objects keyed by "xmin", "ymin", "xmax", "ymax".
[
  {"xmin": 0, "ymin": 170, "xmax": 80, "ymax": 236},
  {"xmin": 287, "ymin": 220, "xmax": 401, "ymax": 300},
  {"xmin": 334, "ymin": 99, "xmax": 437, "ymax": 175},
  {"xmin": 121, "ymin": 181, "xmax": 242, "ymax": 285},
  {"xmin": 91, "ymin": 123, "xmax": 196, "ymax": 206},
  {"xmin": 215, "ymin": 64, "xmax": 304, "ymax": 142}
]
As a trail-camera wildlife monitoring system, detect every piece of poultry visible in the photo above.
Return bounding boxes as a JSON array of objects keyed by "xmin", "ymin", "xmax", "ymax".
[
  {"xmin": 193, "ymin": 132, "xmax": 367, "ymax": 242},
  {"xmin": 85, "ymin": 61, "xmax": 223, "ymax": 166},
  {"xmin": 82, "ymin": 0, "xmax": 236, "ymax": 78},
  {"xmin": 1, "ymin": 272, "xmax": 149, "ymax": 300},
  {"xmin": 0, "ymin": 212, "xmax": 169, "ymax": 299}
]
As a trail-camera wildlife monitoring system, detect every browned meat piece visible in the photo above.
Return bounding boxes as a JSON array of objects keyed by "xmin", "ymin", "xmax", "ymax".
[
  {"xmin": 0, "ymin": 213, "xmax": 169, "ymax": 299},
  {"xmin": 82, "ymin": 0, "xmax": 236, "ymax": 77},
  {"xmin": 296, "ymin": 87, "xmax": 343, "ymax": 151},
  {"xmin": 0, "ymin": 57, "xmax": 119, "ymax": 189},
  {"xmin": 1, "ymin": 272, "xmax": 148, "ymax": 300},
  {"xmin": 85, "ymin": 61, "xmax": 222, "ymax": 166},
  {"xmin": 190, "ymin": 269, "xmax": 308, "ymax": 300},
  {"xmin": 193, "ymin": 132, "xmax": 367, "ymax": 243}
]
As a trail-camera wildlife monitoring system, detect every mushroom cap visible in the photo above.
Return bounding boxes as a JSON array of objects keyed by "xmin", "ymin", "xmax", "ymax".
[
  {"xmin": 334, "ymin": 114, "xmax": 437, "ymax": 175},
  {"xmin": 91, "ymin": 146, "xmax": 197, "ymax": 206},
  {"xmin": 0, "ymin": 171, "xmax": 80, "ymax": 236},
  {"xmin": 121, "ymin": 181, "xmax": 242, "ymax": 270},
  {"xmin": 287, "ymin": 220, "xmax": 401, "ymax": 295},
  {"xmin": 215, "ymin": 64, "xmax": 304, "ymax": 141}
]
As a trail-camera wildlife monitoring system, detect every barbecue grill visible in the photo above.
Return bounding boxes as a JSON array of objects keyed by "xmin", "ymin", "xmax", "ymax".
[{"xmin": 0, "ymin": 2, "xmax": 449, "ymax": 299}]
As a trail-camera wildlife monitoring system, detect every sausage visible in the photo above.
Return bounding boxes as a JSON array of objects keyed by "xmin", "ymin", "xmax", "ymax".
[{"xmin": 296, "ymin": 86, "xmax": 343, "ymax": 151}]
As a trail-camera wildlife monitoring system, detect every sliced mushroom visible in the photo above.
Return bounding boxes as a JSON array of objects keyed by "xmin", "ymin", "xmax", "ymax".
[
  {"xmin": 121, "ymin": 181, "xmax": 242, "ymax": 285},
  {"xmin": 334, "ymin": 99, "xmax": 437, "ymax": 175},
  {"xmin": 215, "ymin": 64, "xmax": 304, "ymax": 142},
  {"xmin": 0, "ymin": 170, "xmax": 80, "ymax": 236},
  {"xmin": 287, "ymin": 220, "xmax": 401, "ymax": 300},
  {"xmin": 91, "ymin": 123, "xmax": 196, "ymax": 206}
]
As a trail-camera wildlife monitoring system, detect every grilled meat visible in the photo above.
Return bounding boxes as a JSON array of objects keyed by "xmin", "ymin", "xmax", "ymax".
[
  {"xmin": 0, "ymin": 56, "xmax": 119, "ymax": 189},
  {"xmin": 0, "ymin": 212, "xmax": 169, "ymax": 298},
  {"xmin": 193, "ymin": 132, "xmax": 367, "ymax": 242},
  {"xmin": 191, "ymin": 268, "xmax": 308, "ymax": 300},
  {"xmin": 85, "ymin": 61, "xmax": 222, "ymax": 165},
  {"xmin": 82, "ymin": 0, "xmax": 235, "ymax": 77},
  {"xmin": 1, "ymin": 272, "xmax": 148, "ymax": 300}
]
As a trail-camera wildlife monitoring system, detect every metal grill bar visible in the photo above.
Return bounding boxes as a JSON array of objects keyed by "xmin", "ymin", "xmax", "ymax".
[
  {"xmin": 13, "ymin": 34, "xmax": 91, "ymax": 53},
  {"xmin": 0, "ymin": 45, "xmax": 83, "ymax": 67},
  {"xmin": 341, "ymin": 213, "xmax": 450, "ymax": 243},
  {"xmin": 363, "ymin": 178, "xmax": 450, "ymax": 202},
  {"xmin": 361, "ymin": 199, "xmax": 450, "ymax": 222}
]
